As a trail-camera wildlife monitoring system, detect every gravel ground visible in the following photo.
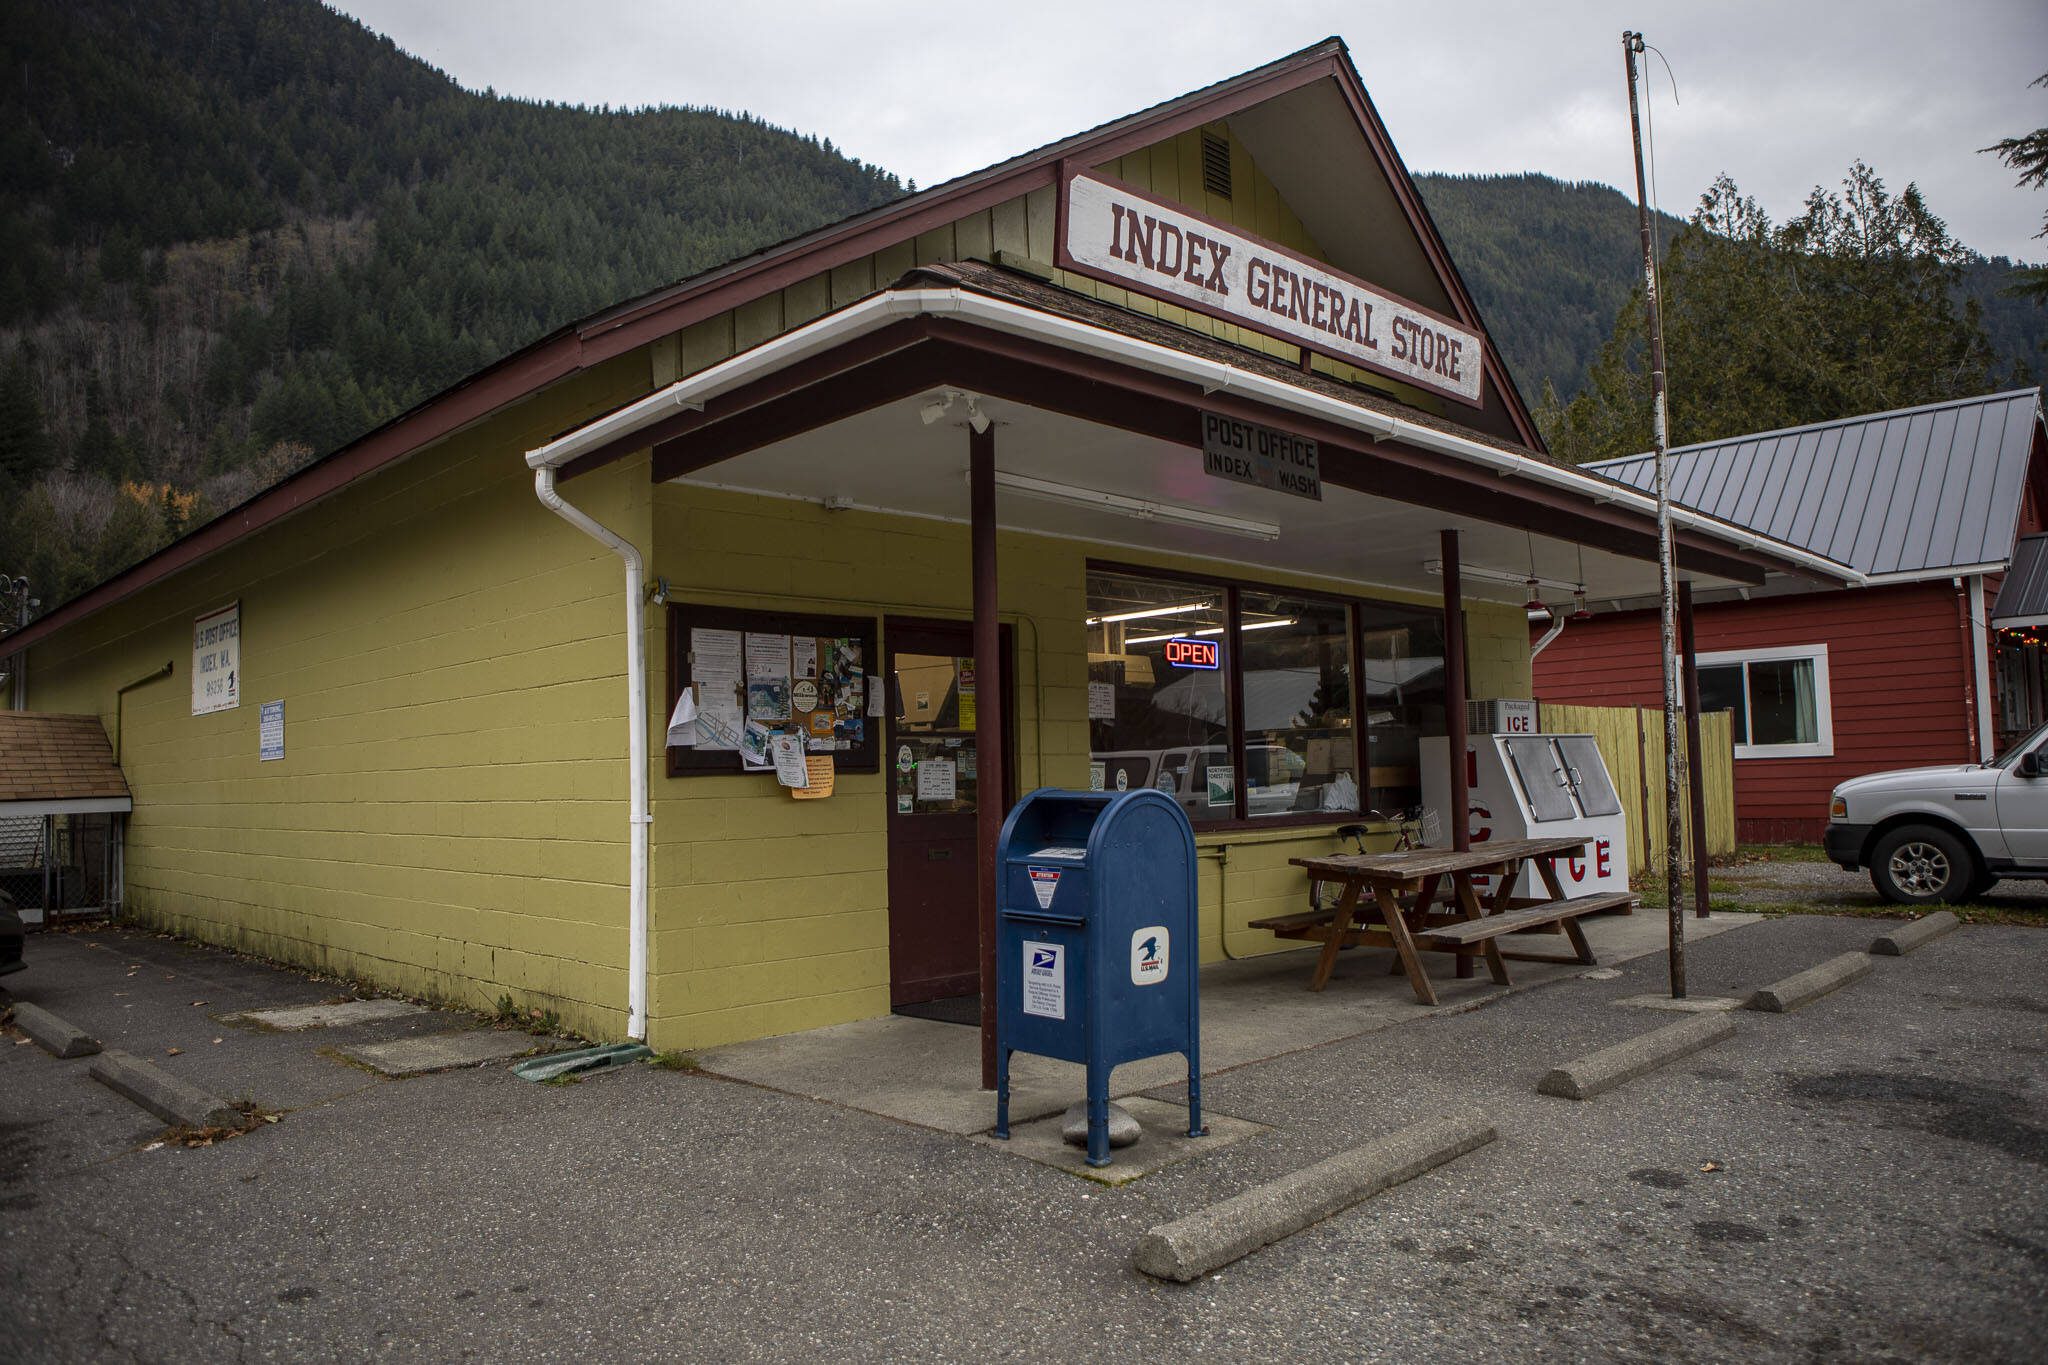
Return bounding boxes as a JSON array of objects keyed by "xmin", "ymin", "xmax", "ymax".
[
  {"xmin": 1716, "ymin": 855, "xmax": 2048, "ymax": 914},
  {"xmin": 3, "ymin": 916, "xmax": 2044, "ymax": 1362}
]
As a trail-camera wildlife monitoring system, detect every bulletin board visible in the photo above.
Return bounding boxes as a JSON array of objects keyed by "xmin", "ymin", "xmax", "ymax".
[{"xmin": 666, "ymin": 603, "xmax": 879, "ymax": 777}]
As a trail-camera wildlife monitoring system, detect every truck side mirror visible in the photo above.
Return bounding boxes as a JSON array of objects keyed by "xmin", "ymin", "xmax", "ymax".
[{"xmin": 2021, "ymin": 751, "xmax": 2041, "ymax": 779}]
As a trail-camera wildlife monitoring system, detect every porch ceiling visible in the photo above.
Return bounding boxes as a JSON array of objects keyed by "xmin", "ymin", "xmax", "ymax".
[{"xmin": 668, "ymin": 394, "xmax": 1748, "ymax": 606}]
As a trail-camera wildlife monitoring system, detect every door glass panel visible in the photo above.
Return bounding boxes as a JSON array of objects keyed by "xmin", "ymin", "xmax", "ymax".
[
  {"xmin": 890, "ymin": 652, "xmax": 977, "ymax": 816},
  {"xmin": 1503, "ymin": 736, "xmax": 1578, "ymax": 823},
  {"xmin": 1555, "ymin": 735, "xmax": 1622, "ymax": 816}
]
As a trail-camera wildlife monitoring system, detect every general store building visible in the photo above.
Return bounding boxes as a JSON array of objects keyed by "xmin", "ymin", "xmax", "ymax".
[{"xmin": 1, "ymin": 42, "xmax": 1856, "ymax": 1054}]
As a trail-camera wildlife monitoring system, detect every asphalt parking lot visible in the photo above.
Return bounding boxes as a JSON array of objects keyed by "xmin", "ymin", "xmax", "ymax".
[{"xmin": 3, "ymin": 913, "xmax": 2044, "ymax": 1363}]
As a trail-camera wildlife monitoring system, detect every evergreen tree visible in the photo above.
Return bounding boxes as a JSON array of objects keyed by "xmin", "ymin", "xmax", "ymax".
[
  {"xmin": 1544, "ymin": 163, "xmax": 2002, "ymax": 464},
  {"xmin": 0, "ymin": 350, "xmax": 55, "ymax": 493},
  {"xmin": 1982, "ymin": 73, "xmax": 2048, "ymax": 305}
]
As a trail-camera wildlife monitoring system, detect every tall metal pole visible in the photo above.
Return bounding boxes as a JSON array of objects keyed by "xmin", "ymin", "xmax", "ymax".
[
  {"xmin": 970, "ymin": 423, "xmax": 1004, "ymax": 1090},
  {"xmin": 1624, "ymin": 30, "xmax": 1685, "ymax": 996},
  {"xmin": 1440, "ymin": 530, "xmax": 1470, "ymax": 854}
]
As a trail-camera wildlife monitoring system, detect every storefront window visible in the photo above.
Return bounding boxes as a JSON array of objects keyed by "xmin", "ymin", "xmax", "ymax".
[
  {"xmin": 1087, "ymin": 567, "xmax": 1444, "ymax": 824},
  {"xmin": 1239, "ymin": 592, "xmax": 1356, "ymax": 817},
  {"xmin": 1356, "ymin": 603, "xmax": 1447, "ymax": 812},
  {"xmin": 1086, "ymin": 570, "xmax": 1231, "ymax": 817}
]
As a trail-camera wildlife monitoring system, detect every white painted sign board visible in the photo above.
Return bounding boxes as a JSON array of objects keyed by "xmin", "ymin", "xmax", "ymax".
[
  {"xmin": 259, "ymin": 699, "xmax": 284, "ymax": 761},
  {"xmin": 1058, "ymin": 171, "xmax": 1485, "ymax": 407},
  {"xmin": 192, "ymin": 603, "xmax": 240, "ymax": 715}
]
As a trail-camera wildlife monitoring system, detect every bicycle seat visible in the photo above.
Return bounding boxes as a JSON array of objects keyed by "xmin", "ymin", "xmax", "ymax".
[{"xmin": 1333, "ymin": 823, "xmax": 1369, "ymax": 842}]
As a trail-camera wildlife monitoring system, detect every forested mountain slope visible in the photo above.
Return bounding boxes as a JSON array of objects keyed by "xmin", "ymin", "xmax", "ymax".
[
  {"xmin": 0, "ymin": 0, "xmax": 904, "ymax": 608},
  {"xmin": 1417, "ymin": 171, "xmax": 2047, "ymax": 411}
]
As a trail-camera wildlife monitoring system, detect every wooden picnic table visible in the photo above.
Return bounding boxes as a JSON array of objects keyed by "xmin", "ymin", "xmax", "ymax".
[{"xmin": 1250, "ymin": 836, "xmax": 1633, "ymax": 1006}]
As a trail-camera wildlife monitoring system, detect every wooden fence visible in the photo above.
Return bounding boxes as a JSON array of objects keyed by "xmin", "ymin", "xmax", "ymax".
[{"xmin": 1538, "ymin": 703, "xmax": 1737, "ymax": 867}]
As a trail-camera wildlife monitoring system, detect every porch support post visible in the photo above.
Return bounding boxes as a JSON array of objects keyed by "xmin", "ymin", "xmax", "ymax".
[
  {"xmin": 1678, "ymin": 580, "xmax": 1710, "ymax": 919},
  {"xmin": 1440, "ymin": 530, "xmax": 1470, "ymax": 853},
  {"xmin": 971, "ymin": 424, "xmax": 1004, "ymax": 1091}
]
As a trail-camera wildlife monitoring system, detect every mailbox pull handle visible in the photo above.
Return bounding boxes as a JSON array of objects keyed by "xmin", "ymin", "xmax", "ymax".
[{"xmin": 1000, "ymin": 910, "xmax": 1087, "ymax": 927}]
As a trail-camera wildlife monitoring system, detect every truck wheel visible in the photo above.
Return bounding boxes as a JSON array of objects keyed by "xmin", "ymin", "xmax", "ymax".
[{"xmin": 1869, "ymin": 826, "xmax": 1976, "ymax": 906}]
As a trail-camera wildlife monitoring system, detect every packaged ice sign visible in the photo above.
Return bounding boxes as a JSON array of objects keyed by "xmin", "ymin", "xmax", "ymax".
[
  {"xmin": 1162, "ymin": 637, "xmax": 1219, "ymax": 670},
  {"xmin": 192, "ymin": 602, "xmax": 240, "ymax": 715},
  {"xmin": 1058, "ymin": 171, "xmax": 1485, "ymax": 407}
]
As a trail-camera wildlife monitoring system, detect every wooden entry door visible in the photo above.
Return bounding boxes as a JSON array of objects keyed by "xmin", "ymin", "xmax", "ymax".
[{"xmin": 884, "ymin": 618, "xmax": 1011, "ymax": 1007}]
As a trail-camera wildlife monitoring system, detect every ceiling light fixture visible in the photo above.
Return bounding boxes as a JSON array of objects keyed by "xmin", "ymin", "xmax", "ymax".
[
  {"xmin": 1422, "ymin": 559, "xmax": 1576, "ymax": 594},
  {"xmin": 1086, "ymin": 600, "xmax": 1216, "ymax": 626},
  {"xmin": 1125, "ymin": 618, "xmax": 1295, "ymax": 646},
  {"xmin": 990, "ymin": 471, "xmax": 1281, "ymax": 541}
]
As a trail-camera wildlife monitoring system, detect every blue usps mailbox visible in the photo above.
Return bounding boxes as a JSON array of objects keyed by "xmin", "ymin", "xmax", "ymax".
[{"xmin": 992, "ymin": 787, "xmax": 1203, "ymax": 1167}]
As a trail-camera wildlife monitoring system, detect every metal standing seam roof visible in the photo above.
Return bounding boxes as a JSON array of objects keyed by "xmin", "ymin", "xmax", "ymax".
[
  {"xmin": 1587, "ymin": 389, "xmax": 2046, "ymax": 579},
  {"xmin": 1992, "ymin": 533, "xmax": 2048, "ymax": 627}
]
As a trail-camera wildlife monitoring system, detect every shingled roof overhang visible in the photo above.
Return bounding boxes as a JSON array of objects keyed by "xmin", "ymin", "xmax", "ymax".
[
  {"xmin": 0, "ymin": 712, "xmax": 132, "ymax": 818},
  {"xmin": 531, "ymin": 262, "xmax": 1863, "ymax": 590},
  {"xmin": 4, "ymin": 38, "xmax": 1555, "ymax": 661}
]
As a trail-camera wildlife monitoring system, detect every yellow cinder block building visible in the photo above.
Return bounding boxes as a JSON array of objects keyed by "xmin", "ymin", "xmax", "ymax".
[{"xmin": 3, "ymin": 41, "xmax": 1852, "ymax": 1052}]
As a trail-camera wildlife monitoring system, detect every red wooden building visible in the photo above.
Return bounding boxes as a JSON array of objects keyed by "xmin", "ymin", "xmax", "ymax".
[{"xmin": 1536, "ymin": 390, "xmax": 2048, "ymax": 844}]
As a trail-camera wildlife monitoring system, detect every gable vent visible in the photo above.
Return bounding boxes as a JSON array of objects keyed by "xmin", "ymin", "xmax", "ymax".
[{"xmin": 1201, "ymin": 129, "xmax": 1232, "ymax": 200}]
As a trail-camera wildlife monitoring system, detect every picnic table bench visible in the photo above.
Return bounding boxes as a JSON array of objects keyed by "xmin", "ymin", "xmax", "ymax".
[{"xmin": 1248, "ymin": 836, "xmax": 1634, "ymax": 1006}]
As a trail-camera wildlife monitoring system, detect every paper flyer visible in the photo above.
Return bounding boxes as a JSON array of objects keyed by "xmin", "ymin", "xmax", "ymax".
[
  {"xmin": 697, "ymin": 695, "xmax": 742, "ymax": 752},
  {"xmin": 770, "ymin": 732, "xmax": 810, "ymax": 788},
  {"xmin": 866, "ymin": 676, "xmax": 884, "ymax": 717},
  {"xmin": 740, "ymin": 720, "xmax": 774, "ymax": 769},
  {"xmin": 747, "ymin": 679, "xmax": 791, "ymax": 721},
  {"xmin": 790, "ymin": 754, "xmax": 836, "ymax": 800},
  {"xmin": 790, "ymin": 637, "xmax": 818, "ymax": 680},
  {"xmin": 1088, "ymin": 681, "xmax": 1115, "ymax": 720},
  {"xmin": 917, "ymin": 757, "xmax": 957, "ymax": 802},
  {"xmin": 745, "ymin": 632, "xmax": 791, "ymax": 681},
  {"xmin": 689, "ymin": 629, "xmax": 743, "ymax": 751},
  {"xmin": 665, "ymin": 686, "xmax": 699, "ymax": 748}
]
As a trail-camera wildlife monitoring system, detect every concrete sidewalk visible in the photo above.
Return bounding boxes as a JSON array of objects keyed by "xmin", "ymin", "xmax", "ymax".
[{"xmin": 696, "ymin": 907, "xmax": 1759, "ymax": 1134}]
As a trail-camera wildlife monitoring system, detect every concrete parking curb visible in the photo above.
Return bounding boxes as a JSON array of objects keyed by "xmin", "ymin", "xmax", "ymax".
[
  {"xmin": 1870, "ymin": 910, "xmax": 1959, "ymax": 956},
  {"xmin": 11, "ymin": 1002, "xmax": 102, "ymax": 1058},
  {"xmin": 89, "ymin": 1050, "xmax": 243, "ymax": 1129},
  {"xmin": 1132, "ymin": 1112, "xmax": 1496, "ymax": 1283},
  {"xmin": 1745, "ymin": 951, "xmax": 1873, "ymax": 1013},
  {"xmin": 1538, "ymin": 1013, "xmax": 1735, "ymax": 1101}
]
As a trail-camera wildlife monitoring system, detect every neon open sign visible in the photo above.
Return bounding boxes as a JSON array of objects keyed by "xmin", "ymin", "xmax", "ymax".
[{"xmin": 1162, "ymin": 637, "xmax": 1220, "ymax": 669}]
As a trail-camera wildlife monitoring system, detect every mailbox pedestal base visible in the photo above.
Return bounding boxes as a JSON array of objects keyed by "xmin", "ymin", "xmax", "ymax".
[{"xmin": 994, "ymin": 1049, "xmax": 1205, "ymax": 1168}]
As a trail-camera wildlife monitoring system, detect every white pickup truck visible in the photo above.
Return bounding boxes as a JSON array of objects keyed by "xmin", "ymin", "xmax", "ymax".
[{"xmin": 1824, "ymin": 725, "xmax": 2048, "ymax": 904}]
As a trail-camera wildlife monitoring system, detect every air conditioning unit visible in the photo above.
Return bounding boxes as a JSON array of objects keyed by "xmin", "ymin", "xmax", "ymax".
[{"xmin": 1467, "ymin": 698, "xmax": 1539, "ymax": 735}]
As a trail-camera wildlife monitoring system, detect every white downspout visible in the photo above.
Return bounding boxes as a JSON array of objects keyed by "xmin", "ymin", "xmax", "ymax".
[
  {"xmin": 1969, "ymin": 573, "xmax": 1993, "ymax": 759},
  {"xmin": 1530, "ymin": 612, "xmax": 1568, "ymax": 659},
  {"xmin": 533, "ymin": 466, "xmax": 649, "ymax": 1040}
]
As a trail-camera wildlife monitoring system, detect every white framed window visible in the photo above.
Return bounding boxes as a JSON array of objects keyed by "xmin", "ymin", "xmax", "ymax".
[{"xmin": 1694, "ymin": 644, "xmax": 1833, "ymax": 759}]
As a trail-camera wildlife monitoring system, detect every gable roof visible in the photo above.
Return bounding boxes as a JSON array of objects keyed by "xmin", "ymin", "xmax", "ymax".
[
  {"xmin": 1588, "ymin": 389, "xmax": 2048, "ymax": 580},
  {"xmin": 0, "ymin": 712, "xmax": 132, "ymax": 815},
  {"xmin": 3, "ymin": 38, "xmax": 1537, "ymax": 661},
  {"xmin": 1993, "ymin": 532, "xmax": 2048, "ymax": 628}
]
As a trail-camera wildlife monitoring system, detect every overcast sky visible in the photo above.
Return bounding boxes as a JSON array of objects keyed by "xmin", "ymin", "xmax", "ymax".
[{"xmin": 330, "ymin": 0, "xmax": 2048, "ymax": 262}]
